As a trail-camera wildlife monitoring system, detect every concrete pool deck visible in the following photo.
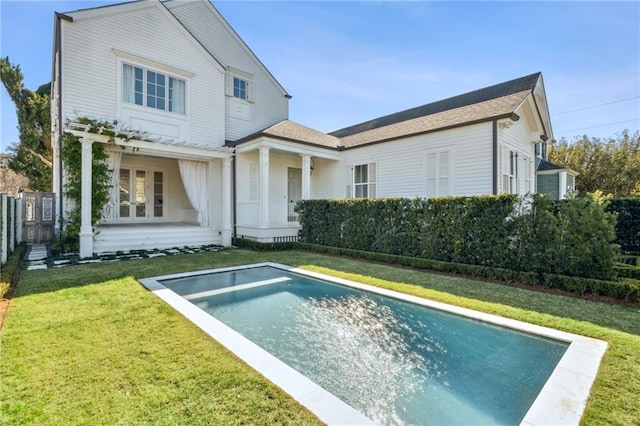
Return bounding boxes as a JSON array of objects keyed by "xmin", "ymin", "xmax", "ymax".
[{"xmin": 139, "ymin": 262, "xmax": 608, "ymax": 426}]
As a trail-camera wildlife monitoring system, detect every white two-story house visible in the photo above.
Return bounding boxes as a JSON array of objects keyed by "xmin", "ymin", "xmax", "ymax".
[{"xmin": 52, "ymin": 0, "xmax": 571, "ymax": 256}]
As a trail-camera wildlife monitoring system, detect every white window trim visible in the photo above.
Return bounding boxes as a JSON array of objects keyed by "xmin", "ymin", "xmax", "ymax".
[
  {"xmin": 120, "ymin": 62, "xmax": 187, "ymax": 115},
  {"xmin": 501, "ymin": 147, "xmax": 519, "ymax": 194},
  {"xmin": 226, "ymin": 67, "xmax": 255, "ymax": 103},
  {"xmin": 112, "ymin": 48, "xmax": 195, "ymax": 78},
  {"xmin": 352, "ymin": 162, "xmax": 377, "ymax": 199},
  {"xmin": 423, "ymin": 148, "xmax": 452, "ymax": 198}
]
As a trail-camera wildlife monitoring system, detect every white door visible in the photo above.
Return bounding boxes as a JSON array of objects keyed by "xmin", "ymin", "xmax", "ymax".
[{"xmin": 287, "ymin": 168, "xmax": 302, "ymax": 222}]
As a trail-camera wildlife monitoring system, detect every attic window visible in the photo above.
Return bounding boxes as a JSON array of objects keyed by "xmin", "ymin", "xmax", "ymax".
[
  {"xmin": 226, "ymin": 68, "xmax": 254, "ymax": 103},
  {"xmin": 233, "ymin": 77, "xmax": 248, "ymax": 100}
]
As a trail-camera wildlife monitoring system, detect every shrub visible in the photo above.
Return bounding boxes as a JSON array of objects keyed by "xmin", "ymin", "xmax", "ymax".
[
  {"xmin": 297, "ymin": 195, "xmax": 618, "ymax": 280},
  {"xmin": 607, "ymin": 198, "xmax": 640, "ymax": 252},
  {"xmin": 1, "ymin": 243, "xmax": 26, "ymax": 298}
]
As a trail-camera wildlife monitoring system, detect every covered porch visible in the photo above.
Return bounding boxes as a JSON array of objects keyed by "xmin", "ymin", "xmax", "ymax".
[
  {"xmin": 65, "ymin": 123, "xmax": 234, "ymax": 257},
  {"xmin": 229, "ymin": 120, "xmax": 341, "ymax": 243}
]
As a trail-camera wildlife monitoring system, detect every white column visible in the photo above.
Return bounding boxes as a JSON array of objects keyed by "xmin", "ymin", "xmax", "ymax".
[
  {"xmin": 301, "ymin": 154, "xmax": 311, "ymax": 200},
  {"xmin": 559, "ymin": 171, "xmax": 568, "ymax": 199},
  {"xmin": 221, "ymin": 156, "xmax": 232, "ymax": 246},
  {"xmin": 259, "ymin": 145, "xmax": 270, "ymax": 228},
  {"xmin": 79, "ymin": 138, "xmax": 94, "ymax": 258}
]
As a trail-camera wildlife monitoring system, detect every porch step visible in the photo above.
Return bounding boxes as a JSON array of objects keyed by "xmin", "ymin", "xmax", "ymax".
[{"xmin": 93, "ymin": 225, "xmax": 221, "ymax": 254}]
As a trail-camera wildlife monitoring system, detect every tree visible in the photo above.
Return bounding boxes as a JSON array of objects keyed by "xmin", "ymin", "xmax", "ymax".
[
  {"xmin": 0, "ymin": 57, "xmax": 52, "ymax": 192},
  {"xmin": 0, "ymin": 158, "xmax": 29, "ymax": 196},
  {"xmin": 549, "ymin": 130, "xmax": 640, "ymax": 197}
]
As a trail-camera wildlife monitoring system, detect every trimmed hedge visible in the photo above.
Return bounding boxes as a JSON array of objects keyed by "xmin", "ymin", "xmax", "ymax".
[
  {"xmin": 297, "ymin": 195, "xmax": 618, "ymax": 280},
  {"xmin": 607, "ymin": 198, "xmax": 640, "ymax": 252},
  {"xmin": 297, "ymin": 243, "xmax": 638, "ymax": 303}
]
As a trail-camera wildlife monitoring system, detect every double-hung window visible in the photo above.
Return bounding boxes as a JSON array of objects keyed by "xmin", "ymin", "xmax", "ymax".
[
  {"xmin": 502, "ymin": 148, "xmax": 518, "ymax": 194},
  {"xmin": 353, "ymin": 163, "xmax": 376, "ymax": 198},
  {"xmin": 233, "ymin": 76, "xmax": 248, "ymax": 100},
  {"xmin": 122, "ymin": 63, "xmax": 185, "ymax": 114}
]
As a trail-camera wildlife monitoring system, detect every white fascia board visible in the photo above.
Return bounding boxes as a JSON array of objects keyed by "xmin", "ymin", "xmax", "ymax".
[
  {"xmin": 234, "ymin": 137, "xmax": 341, "ymax": 161},
  {"xmin": 64, "ymin": 0, "xmax": 159, "ymax": 20}
]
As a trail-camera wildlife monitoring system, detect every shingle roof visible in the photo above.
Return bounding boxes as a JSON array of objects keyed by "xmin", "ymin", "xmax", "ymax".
[
  {"xmin": 227, "ymin": 119, "xmax": 340, "ymax": 149},
  {"xmin": 230, "ymin": 73, "xmax": 542, "ymax": 150},
  {"xmin": 331, "ymin": 72, "xmax": 542, "ymax": 138},
  {"xmin": 339, "ymin": 91, "xmax": 529, "ymax": 148},
  {"xmin": 536, "ymin": 158, "xmax": 567, "ymax": 171}
]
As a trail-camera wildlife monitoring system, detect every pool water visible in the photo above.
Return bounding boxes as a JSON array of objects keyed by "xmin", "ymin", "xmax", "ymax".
[{"xmin": 161, "ymin": 266, "xmax": 568, "ymax": 425}]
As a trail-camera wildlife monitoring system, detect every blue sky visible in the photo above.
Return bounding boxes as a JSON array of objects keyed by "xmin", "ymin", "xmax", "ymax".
[{"xmin": 1, "ymin": 0, "xmax": 639, "ymax": 154}]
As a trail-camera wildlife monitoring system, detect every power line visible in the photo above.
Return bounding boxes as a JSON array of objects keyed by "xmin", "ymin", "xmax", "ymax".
[
  {"xmin": 552, "ymin": 96, "xmax": 640, "ymax": 116},
  {"xmin": 555, "ymin": 117, "xmax": 640, "ymax": 135}
]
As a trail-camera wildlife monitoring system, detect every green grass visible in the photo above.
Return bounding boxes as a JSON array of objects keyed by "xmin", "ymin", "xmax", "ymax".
[{"xmin": 2, "ymin": 249, "xmax": 640, "ymax": 425}]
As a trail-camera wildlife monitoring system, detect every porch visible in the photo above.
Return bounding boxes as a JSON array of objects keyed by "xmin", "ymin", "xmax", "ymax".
[
  {"xmin": 64, "ymin": 123, "xmax": 234, "ymax": 258},
  {"xmin": 93, "ymin": 223, "xmax": 220, "ymax": 253},
  {"xmin": 229, "ymin": 120, "xmax": 342, "ymax": 243}
]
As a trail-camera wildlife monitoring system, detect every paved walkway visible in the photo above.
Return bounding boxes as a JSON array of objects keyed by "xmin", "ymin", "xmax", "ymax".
[
  {"xmin": 24, "ymin": 244, "xmax": 224, "ymax": 271},
  {"xmin": 25, "ymin": 244, "xmax": 49, "ymax": 271}
]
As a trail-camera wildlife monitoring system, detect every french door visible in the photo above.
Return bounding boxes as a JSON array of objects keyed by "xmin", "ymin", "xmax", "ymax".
[
  {"xmin": 287, "ymin": 167, "xmax": 302, "ymax": 222},
  {"xmin": 118, "ymin": 168, "xmax": 164, "ymax": 221}
]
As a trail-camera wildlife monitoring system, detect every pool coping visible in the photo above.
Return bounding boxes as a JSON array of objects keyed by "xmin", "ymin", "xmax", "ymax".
[{"xmin": 139, "ymin": 262, "xmax": 608, "ymax": 426}]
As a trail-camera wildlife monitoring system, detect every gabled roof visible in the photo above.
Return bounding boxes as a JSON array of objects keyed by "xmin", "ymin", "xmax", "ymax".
[
  {"xmin": 230, "ymin": 73, "xmax": 546, "ymax": 150},
  {"xmin": 331, "ymin": 72, "xmax": 541, "ymax": 138},
  {"xmin": 227, "ymin": 120, "xmax": 340, "ymax": 149}
]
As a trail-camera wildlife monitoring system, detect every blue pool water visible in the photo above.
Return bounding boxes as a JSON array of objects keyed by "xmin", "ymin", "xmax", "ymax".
[{"xmin": 161, "ymin": 266, "xmax": 568, "ymax": 425}]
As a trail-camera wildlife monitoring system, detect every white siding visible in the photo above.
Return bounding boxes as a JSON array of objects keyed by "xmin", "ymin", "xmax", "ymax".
[
  {"xmin": 61, "ymin": 3, "xmax": 225, "ymax": 146},
  {"xmin": 498, "ymin": 117, "xmax": 537, "ymax": 194},
  {"xmin": 166, "ymin": 1, "xmax": 289, "ymax": 142},
  {"xmin": 319, "ymin": 123, "xmax": 494, "ymax": 199}
]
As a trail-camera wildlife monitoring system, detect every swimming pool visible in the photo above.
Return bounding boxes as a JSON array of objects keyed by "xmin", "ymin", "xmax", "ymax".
[{"xmin": 140, "ymin": 263, "xmax": 607, "ymax": 425}]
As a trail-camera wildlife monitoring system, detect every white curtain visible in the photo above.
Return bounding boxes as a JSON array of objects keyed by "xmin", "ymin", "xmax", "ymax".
[
  {"xmin": 178, "ymin": 159, "xmax": 209, "ymax": 227},
  {"xmin": 102, "ymin": 149, "xmax": 122, "ymax": 220}
]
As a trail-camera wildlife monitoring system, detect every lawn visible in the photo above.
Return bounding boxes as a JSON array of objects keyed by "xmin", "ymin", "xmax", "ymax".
[{"xmin": 1, "ymin": 248, "xmax": 639, "ymax": 425}]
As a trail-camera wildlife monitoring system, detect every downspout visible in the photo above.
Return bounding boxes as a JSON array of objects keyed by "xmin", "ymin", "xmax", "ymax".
[
  {"xmin": 54, "ymin": 13, "xmax": 72, "ymax": 234},
  {"xmin": 232, "ymin": 151, "xmax": 237, "ymax": 239},
  {"xmin": 492, "ymin": 119, "xmax": 498, "ymax": 195}
]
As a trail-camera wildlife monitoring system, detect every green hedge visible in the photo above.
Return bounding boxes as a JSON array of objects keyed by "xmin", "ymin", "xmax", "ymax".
[
  {"xmin": 297, "ymin": 243, "xmax": 638, "ymax": 303},
  {"xmin": 1, "ymin": 243, "xmax": 26, "ymax": 298},
  {"xmin": 607, "ymin": 198, "xmax": 640, "ymax": 252},
  {"xmin": 297, "ymin": 195, "xmax": 618, "ymax": 280}
]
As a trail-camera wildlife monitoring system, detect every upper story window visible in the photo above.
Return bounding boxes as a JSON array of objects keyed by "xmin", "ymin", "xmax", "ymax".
[
  {"xmin": 353, "ymin": 163, "xmax": 376, "ymax": 198},
  {"xmin": 233, "ymin": 76, "xmax": 248, "ymax": 100},
  {"xmin": 226, "ymin": 68, "xmax": 254, "ymax": 103},
  {"xmin": 122, "ymin": 63, "xmax": 185, "ymax": 114},
  {"xmin": 535, "ymin": 142, "xmax": 547, "ymax": 160}
]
